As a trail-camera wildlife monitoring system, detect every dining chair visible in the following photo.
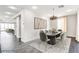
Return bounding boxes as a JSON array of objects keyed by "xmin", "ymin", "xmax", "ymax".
[
  {"xmin": 56, "ymin": 32, "xmax": 64, "ymax": 40},
  {"xmin": 39, "ymin": 30, "xmax": 48, "ymax": 51},
  {"xmin": 58, "ymin": 29, "xmax": 62, "ymax": 32},
  {"xmin": 60, "ymin": 33, "xmax": 64, "ymax": 40},
  {"xmin": 45, "ymin": 30, "xmax": 48, "ymax": 33}
]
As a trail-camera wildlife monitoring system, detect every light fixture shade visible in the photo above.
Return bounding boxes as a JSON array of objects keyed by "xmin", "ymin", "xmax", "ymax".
[
  {"xmin": 50, "ymin": 15, "xmax": 57, "ymax": 20},
  {"xmin": 50, "ymin": 8, "xmax": 57, "ymax": 20}
]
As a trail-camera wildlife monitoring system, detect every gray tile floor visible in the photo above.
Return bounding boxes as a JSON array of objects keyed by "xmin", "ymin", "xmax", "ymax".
[
  {"xmin": 0, "ymin": 31, "xmax": 41, "ymax": 53},
  {"xmin": 29, "ymin": 38, "xmax": 71, "ymax": 53},
  {"xmin": 1, "ymin": 31, "xmax": 79, "ymax": 53}
]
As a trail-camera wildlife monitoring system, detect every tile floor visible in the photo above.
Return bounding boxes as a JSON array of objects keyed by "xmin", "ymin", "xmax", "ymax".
[
  {"xmin": 0, "ymin": 31, "xmax": 79, "ymax": 53},
  {"xmin": 29, "ymin": 38, "xmax": 71, "ymax": 53},
  {"xmin": 0, "ymin": 31, "xmax": 41, "ymax": 53}
]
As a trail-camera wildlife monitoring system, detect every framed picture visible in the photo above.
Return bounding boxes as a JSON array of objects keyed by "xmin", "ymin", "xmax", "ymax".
[{"xmin": 34, "ymin": 17, "xmax": 47, "ymax": 29}]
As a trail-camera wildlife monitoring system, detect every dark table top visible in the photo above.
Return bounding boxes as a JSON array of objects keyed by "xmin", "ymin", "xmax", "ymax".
[{"xmin": 46, "ymin": 32, "xmax": 61, "ymax": 36}]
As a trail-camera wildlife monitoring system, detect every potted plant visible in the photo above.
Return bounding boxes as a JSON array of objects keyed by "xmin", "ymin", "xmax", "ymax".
[{"xmin": 6, "ymin": 29, "xmax": 15, "ymax": 34}]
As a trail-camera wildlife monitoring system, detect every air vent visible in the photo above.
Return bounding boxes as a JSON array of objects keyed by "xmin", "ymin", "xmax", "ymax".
[{"xmin": 58, "ymin": 5, "xmax": 64, "ymax": 8}]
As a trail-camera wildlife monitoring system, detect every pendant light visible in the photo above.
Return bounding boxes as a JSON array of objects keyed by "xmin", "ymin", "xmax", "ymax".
[{"xmin": 50, "ymin": 8, "xmax": 57, "ymax": 20}]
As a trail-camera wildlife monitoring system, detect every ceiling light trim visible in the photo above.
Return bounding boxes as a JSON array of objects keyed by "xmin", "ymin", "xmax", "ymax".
[
  {"xmin": 32, "ymin": 6, "xmax": 38, "ymax": 10},
  {"xmin": 5, "ymin": 12, "xmax": 12, "ymax": 15},
  {"xmin": 8, "ymin": 6, "xmax": 17, "ymax": 10}
]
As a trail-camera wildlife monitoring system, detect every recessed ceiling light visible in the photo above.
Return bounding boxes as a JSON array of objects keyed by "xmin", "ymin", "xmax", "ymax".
[
  {"xmin": 66, "ymin": 9, "xmax": 73, "ymax": 12},
  {"xmin": 8, "ymin": 6, "xmax": 17, "ymax": 10},
  {"xmin": 5, "ymin": 12, "xmax": 12, "ymax": 15},
  {"xmin": 32, "ymin": 6, "xmax": 38, "ymax": 10}
]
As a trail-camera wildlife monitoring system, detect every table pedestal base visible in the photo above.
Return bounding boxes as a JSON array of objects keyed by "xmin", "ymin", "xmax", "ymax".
[
  {"xmin": 47, "ymin": 35, "xmax": 56, "ymax": 45},
  {"xmin": 47, "ymin": 40, "xmax": 56, "ymax": 45}
]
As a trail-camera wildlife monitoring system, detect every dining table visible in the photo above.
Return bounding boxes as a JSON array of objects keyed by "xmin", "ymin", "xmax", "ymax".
[{"xmin": 46, "ymin": 32, "xmax": 61, "ymax": 45}]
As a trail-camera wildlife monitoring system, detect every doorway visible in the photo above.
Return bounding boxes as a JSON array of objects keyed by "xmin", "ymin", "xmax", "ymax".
[{"xmin": 15, "ymin": 15, "xmax": 21, "ymax": 42}]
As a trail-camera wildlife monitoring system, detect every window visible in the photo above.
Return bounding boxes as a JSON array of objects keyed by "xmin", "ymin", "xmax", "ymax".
[
  {"xmin": 0, "ymin": 23, "xmax": 5, "ymax": 30},
  {"xmin": 11, "ymin": 24, "xmax": 15, "ymax": 29},
  {"xmin": 5, "ymin": 23, "xmax": 9, "ymax": 29},
  {"xmin": 0, "ymin": 23, "xmax": 15, "ymax": 31},
  {"xmin": 57, "ymin": 16, "xmax": 67, "ymax": 32}
]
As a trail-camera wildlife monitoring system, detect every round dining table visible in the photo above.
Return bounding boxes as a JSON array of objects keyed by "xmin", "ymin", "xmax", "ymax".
[{"xmin": 46, "ymin": 32, "xmax": 61, "ymax": 45}]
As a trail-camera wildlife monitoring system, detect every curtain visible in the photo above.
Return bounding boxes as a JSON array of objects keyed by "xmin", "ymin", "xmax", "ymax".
[
  {"xmin": 57, "ymin": 16, "xmax": 67, "ymax": 32},
  {"xmin": 76, "ymin": 15, "xmax": 79, "ymax": 41}
]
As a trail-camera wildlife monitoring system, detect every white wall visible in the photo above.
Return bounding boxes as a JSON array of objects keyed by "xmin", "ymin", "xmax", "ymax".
[
  {"xmin": 21, "ymin": 9, "xmax": 40, "ymax": 42},
  {"xmin": 67, "ymin": 14, "xmax": 77, "ymax": 37},
  {"xmin": 21, "ymin": 9, "xmax": 34, "ymax": 42},
  {"xmin": 15, "ymin": 16, "xmax": 20, "ymax": 39}
]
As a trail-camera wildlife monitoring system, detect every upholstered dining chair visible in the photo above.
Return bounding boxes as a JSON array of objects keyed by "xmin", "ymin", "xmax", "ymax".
[
  {"xmin": 58, "ymin": 29, "xmax": 62, "ymax": 32},
  {"xmin": 40, "ymin": 31, "xmax": 47, "ymax": 41},
  {"xmin": 56, "ymin": 32, "xmax": 64, "ymax": 40},
  {"xmin": 45, "ymin": 30, "xmax": 48, "ymax": 33},
  {"xmin": 60, "ymin": 33, "xmax": 64, "ymax": 40},
  {"xmin": 39, "ymin": 30, "xmax": 48, "ymax": 51}
]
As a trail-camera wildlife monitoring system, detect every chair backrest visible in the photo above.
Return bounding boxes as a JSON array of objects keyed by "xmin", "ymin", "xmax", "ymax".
[
  {"xmin": 39, "ymin": 31, "xmax": 47, "ymax": 41},
  {"xmin": 45, "ymin": 30, "xmax": 48, "ymax": 33},
  {"xmin": 58, "ymin": 29, "xmax": 62, "ymax": 31},
  {"xmin": 56, "ymin": 33, "xmax": 61, "ymax": 38},
  {"xmin": 60, "ymin": 33, "xmax": 64, "ymax": 39},
  {"xmin": 58, "ymin": 29, "xmax": 62, "ymax": 33}
]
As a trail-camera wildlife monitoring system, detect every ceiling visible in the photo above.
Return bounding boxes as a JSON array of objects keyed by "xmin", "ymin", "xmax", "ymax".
[{"xmin": 0, "ymin": 5, "xmax": 79, "ymax": 20}]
